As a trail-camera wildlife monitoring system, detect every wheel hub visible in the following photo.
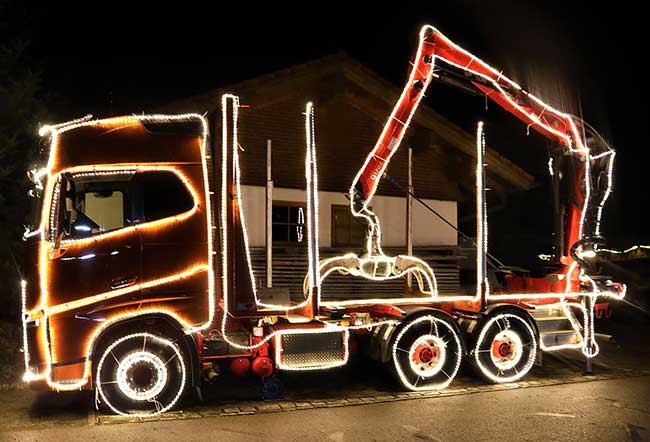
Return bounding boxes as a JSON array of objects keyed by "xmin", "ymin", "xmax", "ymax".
[
  {"xmin": 418, "ymin": 346, "xmax": 435, "ymax": 363},
  {"xmin": 495, "ymin": 341, "xmax": 512, "ymax": 358},
  {"xmin": 408, "ymin": 335, "xmax": 446, "ymax": 378},
  {"xmin": 490, "ymin": 330, "xmax": 523, "ymax": 370}
]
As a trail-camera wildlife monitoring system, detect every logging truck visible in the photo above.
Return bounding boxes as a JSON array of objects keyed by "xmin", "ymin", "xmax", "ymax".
[{"xmin": 20, "ymin": 25, "xmax": 624, "ymax": 416}]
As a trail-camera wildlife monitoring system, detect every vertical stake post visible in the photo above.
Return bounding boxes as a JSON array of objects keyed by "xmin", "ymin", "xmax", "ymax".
[
  {"xmin": 266, "ymin": 139, "xmax": 273, "ymax": 288},
  {"xmin": 406, "ymin": 147, "xmax": 413, "ymax": 290}
]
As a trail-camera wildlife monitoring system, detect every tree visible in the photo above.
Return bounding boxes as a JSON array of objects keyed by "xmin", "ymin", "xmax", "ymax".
[{"xmin": 0, "ymin": 39, "xmax": 48, "ymax": 320}]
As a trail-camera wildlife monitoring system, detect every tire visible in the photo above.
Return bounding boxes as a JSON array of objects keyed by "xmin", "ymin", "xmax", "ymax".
[
  {"xmin": 471, "ymin": 311, "xmax": 537, "ymax": 383},
  {"xmin": 95, "ymin": 332, "xmax": 188, "ymax": 417},
  {"xmin": 391, "ymin": 313, "xmax": 463, "ymax": 391}
]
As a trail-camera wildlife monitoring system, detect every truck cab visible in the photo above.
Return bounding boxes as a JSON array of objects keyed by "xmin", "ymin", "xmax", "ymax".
[{"xmin": 22, "ymin": 115, "xmax": 214, "ymax": 415}]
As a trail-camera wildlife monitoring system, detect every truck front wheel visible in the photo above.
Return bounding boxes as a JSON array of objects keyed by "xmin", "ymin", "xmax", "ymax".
[
  {"xmin": 95, "ymin": 332, "xmax": 188, "ymax": 417},
  {"xmin": 391, "ymin": 313, "xmax": 463, "ymax": 391}
]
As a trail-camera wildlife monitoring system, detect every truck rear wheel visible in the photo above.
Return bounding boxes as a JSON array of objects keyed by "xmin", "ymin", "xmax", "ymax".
[
  {"xmin": 391, "ymin": 313, "xmax": 463, "ymax": 391},
  {"xmin": 96, "ymin": 332, "xmax": 188, "ymax": 417},
  {"xmin": 471, "ymin": 312, "xmax": 537, "ymax": 383}
]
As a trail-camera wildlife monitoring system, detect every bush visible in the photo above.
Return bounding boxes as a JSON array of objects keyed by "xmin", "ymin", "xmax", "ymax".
[{"xmin": 0, "ymin": 320, "xmax": 20, "ymax": 386}]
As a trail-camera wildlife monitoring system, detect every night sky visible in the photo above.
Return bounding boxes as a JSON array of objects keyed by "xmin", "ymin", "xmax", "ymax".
[{"xmin": 4, "ymin": 1, "xmax": 648, "ymax": 253}]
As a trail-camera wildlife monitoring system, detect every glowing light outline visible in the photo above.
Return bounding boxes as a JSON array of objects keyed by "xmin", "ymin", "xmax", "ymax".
[
  {"xmin": 407, "ymin": 334, "xmax": 447, "ymax": 378},
  {"xmin": 96, "ymin": 333, "xmax": 186, "ymax": 417},
  {"xmin": 21, "ymin": 32, "xmax": 625, "ymax": 394},
  {"xmin": 115, "ymin": 351, "xmax": 168, "ymax": 401},
  {"xmin": 473, "ymin": 313, "xmax": 537, "ymax": 383},
  {"xmin": 274, "ymin": 328, "xmax": 350, "ymax": 371},
  {"xmin": 44, "ymin": 164, "xmax": 203, "ymax": 248},
  {"xmin": 23, "ymin": 114, "xmax": 215, "ymax": 391},
  {"xmin": 392, "ymin": 315, "xmax": 462, "ymax": 391}
]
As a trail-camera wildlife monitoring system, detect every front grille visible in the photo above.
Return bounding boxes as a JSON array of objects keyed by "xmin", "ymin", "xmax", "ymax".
[{"xmin": 277, "ymin": 330, "xmax": 348, "ymax": 370}]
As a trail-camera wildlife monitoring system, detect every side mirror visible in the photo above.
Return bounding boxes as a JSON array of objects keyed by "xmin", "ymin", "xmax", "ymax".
[{"xmin": 52, "ymin": 174, "xmax": 74, "ymax": 249}]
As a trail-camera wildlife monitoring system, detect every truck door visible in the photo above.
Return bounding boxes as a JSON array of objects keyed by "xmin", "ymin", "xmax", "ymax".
[
  {"xmin": 135, "ymin": 168, "xmax": 209, "ymax": 319},
  {"xmin": 46, "ymin": 171, "xmax": 142, "ymax": 325}
]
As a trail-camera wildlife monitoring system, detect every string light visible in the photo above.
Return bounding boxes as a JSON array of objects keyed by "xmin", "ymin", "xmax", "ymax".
[
  {"xmin": 274, "ymin": 328, "xmax": 350, "ymax": 371},
  {"xmin": 40, "ymin": 165, "xmax": 202, "ymax": 248},
  {"xmin": 597, "ymin": 244, "xmax": 650, "ymax": 254},
  {"xmin": 473, "ymin": 313, "xmax": 537, "ymax": 383},
  {"xmin": 115, "ymin": 351, "xmax": 168, "ymax": 401},
  {"xmin": 21, "ymin": 19, "xmax": 627, "ymax": 399},
  {"xmin": 594, "ymin": 151, "xmax": 615, "ymax": 237},
  {"xmin": 217, "ymin": 97, "xmax": 401, "ymax": 355},
  {"xmin": 391, "ymin": 315, "xmax": 462, "ymax": 391},
  {"xmin": 95, "ymin": 333, "xmax": 186, "ymax": 417},
  {"xmin": 476, "ymin": 122, "xmax": 489, "ymax": 298},
  {"xmin": 23, "ymin": 113, "xmax": 215, "ymax": 391}
]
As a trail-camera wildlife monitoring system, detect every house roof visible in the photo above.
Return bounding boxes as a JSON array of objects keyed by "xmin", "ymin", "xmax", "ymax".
[{"xmin": 159, "ymin": 52, "xmax": 534, "ymax": 200}]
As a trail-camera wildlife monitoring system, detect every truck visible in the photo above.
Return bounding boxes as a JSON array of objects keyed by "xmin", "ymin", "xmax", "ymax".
[{"xmin": 20, "ymin": 24, "xmax": 625, "ymax": 417}]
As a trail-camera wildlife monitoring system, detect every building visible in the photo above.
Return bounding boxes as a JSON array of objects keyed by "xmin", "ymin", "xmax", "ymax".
[{"xmin": 160, "ymin": 53, "xmax": 533, "ymax": 295}]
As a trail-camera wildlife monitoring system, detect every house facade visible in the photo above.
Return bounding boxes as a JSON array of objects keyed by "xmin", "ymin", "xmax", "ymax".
[{"xmin": 160, "ymin": 53, "xmax": 533, "ymax": 294}]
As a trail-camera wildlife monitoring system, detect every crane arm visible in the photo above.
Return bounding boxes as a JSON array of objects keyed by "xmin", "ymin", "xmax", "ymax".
[{"xmin": 351, "ymin": 24, "xmax": 590, "ymax": 211}]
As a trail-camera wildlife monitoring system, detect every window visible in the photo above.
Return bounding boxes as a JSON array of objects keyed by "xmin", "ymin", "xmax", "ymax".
[
  {"xmin": 272, "ymin": 203, "xmax": 306, "ymax": 245},
  {"xmin": 331, "ymin": 204, "xmax": 367, "ymax": 247},
  {"xmin": 54, "ymin": 170, "xmax": 195, "ymax": 240},
  {"xmin": 135, "ymin": 171, "xmax": 194, "ymax": 222},
  {"xmin": 66, "ymin": 176, "xmax": 132, "ymax": 239}
]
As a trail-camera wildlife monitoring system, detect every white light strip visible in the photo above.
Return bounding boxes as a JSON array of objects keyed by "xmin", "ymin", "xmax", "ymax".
[
  {"xmin": 349, "ymin": 25, "xmax": 436, "ymax": 214},
  {"xmin": 305, "ymin": 102, "xmax": 320, "ymax": 298},
  {"xmin": 392, "ymin": 315, "xmax": 462, "ymax": 391},
  {"xmin": 425, "ymin": 24, "xmax": 587, "ymax": 153},
  {"xmin": 25, "ymin": 114, "xmax": 214, "ymax": 391},
  {"xmin": 219, "ymin": 95, "xmax": 316, "ymax": 312},
  {"xmin": 476, "ymin": 122, "xmax": 489, "ymax": 298},
  {"xmin": 275, "ymin": 329, "xmax": 349, "ymax": 371},
  {"xmin": 594, "ymin": 151, "xmax": 615, "ymax": 237},
  {"xmin": 598, "ymin": 244, "xmax": 650, "ymax": 255},
  {"xmin": 19, "ymin": 280, "xmax": 36, "ymax": 380},
  {"xmin": 96, "ymin": 333, "xmax": 186, "ymax": 417},
  {"xmin": 473, "ymin": 313, "xmax": 537, "ymax": 383},
  {"xmin": 217, "ymin": 96, "xmax": 403, "ymax": 353}
]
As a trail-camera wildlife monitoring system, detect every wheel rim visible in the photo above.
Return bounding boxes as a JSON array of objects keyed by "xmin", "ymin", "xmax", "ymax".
[
  {"xmin": 489, "ymin": 329, "xmax": 524, "ymax": 371},
  {"xmin": 393, "ymin": 315, "xmax": 462, "ymax": 391},
  {"xmin": 116, "ymin": 351, "xmax": 168, "ymax": 401},
  {"xmin": 96, "ymin": 333, "xmax": 186, "ymax": 417},
  {"xmin": 474, "ymin": 313, "xmax": 536, "ymax": 383},
  {"xmin": 408, "ymin": 335, "xmax": 446, "ymax": 377}
]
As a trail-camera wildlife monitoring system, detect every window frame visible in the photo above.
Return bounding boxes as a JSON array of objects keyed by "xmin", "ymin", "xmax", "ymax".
[
  {"xmin": 60, "ymin": 173, "xmax": 134, "ymax": 240},
  {"xmin": 47, "ymin": 168, "xmax": 198, "ymax": 243},
  {"xmin": 271, "ymin": 200, "xmax": 307, "ymax": 247}
]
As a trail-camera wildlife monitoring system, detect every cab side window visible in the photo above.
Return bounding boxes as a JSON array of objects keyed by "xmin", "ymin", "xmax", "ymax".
[
  {"xmin": 52, "ymin": 170, "xmax": 195, "ymax": 240},
  {"xmin": 134, "ymin": 171, "xmax": 194, "ymax": 222},
  {"xmin": 65, "ymin": 176, "xmax": 132, "ymax": 239}
]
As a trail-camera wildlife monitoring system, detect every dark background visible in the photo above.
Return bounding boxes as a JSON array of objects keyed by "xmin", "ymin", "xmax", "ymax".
[{"xmin": 1, "ymin": 1, "xmax": 647, "ymax": 313}]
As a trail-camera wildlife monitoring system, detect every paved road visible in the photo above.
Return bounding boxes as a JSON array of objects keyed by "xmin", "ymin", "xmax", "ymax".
[
  {"xmin": 2, "ymin": 376, "xmax": 649, "ymax": 442},
  {"xmin": 2, "ymin": 306, "xmax": 648, "ymax": 441}
]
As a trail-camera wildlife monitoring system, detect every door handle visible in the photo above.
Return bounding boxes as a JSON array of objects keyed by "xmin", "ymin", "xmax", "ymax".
[{"xmin": 110, "ymin": 275, "xmax": 138, "ymax": 290}]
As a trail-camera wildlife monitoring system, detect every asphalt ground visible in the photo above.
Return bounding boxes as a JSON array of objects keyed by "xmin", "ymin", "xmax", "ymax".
[
  {"xmin": 0, "ymin": 302, "xmax": 648, "ymax": 438},
  {"xmin": 2, "ymin": 372, "xmax": 649, "ymax": 442}
]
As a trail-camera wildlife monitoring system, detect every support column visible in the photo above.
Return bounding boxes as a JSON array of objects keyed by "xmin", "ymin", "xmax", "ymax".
[
  {"xmin": 266, "ymin": 139, "xmax": 273, "ymax": 288},
  {"xmin": 406, "ymin": 147, "xmax": 413, "ymax": 290}
]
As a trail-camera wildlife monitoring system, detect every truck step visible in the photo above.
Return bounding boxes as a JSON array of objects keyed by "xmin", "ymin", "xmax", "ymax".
[
  {"xmin": 540, "ymin": 330, "xmax": 581, "ymax": 348},
  {"xmin": 529, "ymin": 307, "xmax": 566, "ymax": 319},
  {"xmin": 276, "ymin": 329, "xmax": 347, "ymax": 370},
  {"xmin": 533, "ymin": 316, "xmax": 574, "ymax": 333}
]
